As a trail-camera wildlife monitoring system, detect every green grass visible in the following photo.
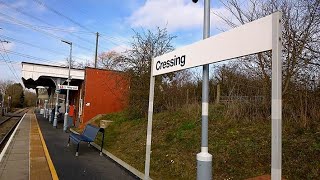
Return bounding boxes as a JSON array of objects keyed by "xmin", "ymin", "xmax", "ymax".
[{"xmin": 93, "ymin": 104, "xmax": 320, "ymax": 180}]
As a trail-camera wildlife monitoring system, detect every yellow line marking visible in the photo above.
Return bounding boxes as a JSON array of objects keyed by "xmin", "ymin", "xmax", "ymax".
[{"xmin": 35, "ymin": 114, "xmax": 59, "ymax": 180}]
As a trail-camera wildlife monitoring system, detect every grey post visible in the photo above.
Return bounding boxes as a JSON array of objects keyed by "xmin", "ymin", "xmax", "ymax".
[
  {"xmin": 48, "ymin": 94, "xmax": 52, "ymax": 122},
  {"xmin": 94, "ymin": 32, "xmax": 99, "ymax": 68},
  {"xmin": 144, "ymin": 60, "xmax": 155, "ymax": 180},
  {"xmin": 44, "ymin": 99, "xmax": 48, "ymax": 118},
  {"xmin": 62, "ymin": 40, "xmax": 72, "ymax": 132},
  {"xmin": 197, "ymin": 0, "xmax": 212, "ymax": 179},
  {"xmin": 271, "ymin": 12, "xmax": 282, "ymax": 179},
  {"xmin": 53, "ymin": 78, "xmax": 61, "ymax": 127}
]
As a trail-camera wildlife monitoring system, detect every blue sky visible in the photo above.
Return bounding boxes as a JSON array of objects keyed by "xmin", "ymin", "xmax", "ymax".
[{"xmin": 0, "ymin": 0, "xmax": 234, "ymax": 82}]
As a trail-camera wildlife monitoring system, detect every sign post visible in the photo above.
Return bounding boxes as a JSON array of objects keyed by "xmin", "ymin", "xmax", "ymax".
[
  {"xmin": 144, "ymin": 12, "xmax": 282, "ymax": 180},
  {"xmin": 271, "ymin": 12, "xmax": 282, "ymax": 179},
  {"xmin": 198, "ymin": 0, "xmax": 212, "ymax": 179},
  {"xmin": 144, "ymin": 60, "xmax": 155, "ymax": 179}
]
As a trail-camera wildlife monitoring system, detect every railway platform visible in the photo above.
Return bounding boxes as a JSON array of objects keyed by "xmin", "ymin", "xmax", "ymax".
[
  {"xmin": 0, "ymin": 109, "xmax": 55, "ymax": 180},
  {"xmin": 0, "ymin": 110, "xmax": 138, "ymax": 180},
  {"xmin": 36, "ymin": 114, "xmax": 137, "ymax": 180}
]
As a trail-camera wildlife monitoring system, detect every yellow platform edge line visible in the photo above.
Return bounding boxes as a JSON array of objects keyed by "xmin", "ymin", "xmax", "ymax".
[{"xmin": 34, "ymin": 114, "xmax": 59, "ymax": 180}]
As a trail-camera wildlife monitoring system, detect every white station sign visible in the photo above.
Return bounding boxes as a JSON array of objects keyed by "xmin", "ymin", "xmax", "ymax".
[
  {"xmin": 58, "ymin": 84, "xmax": 78, "ymax": 90},
  {"xmin": 152, "ymin": 12, "xmax": 277, "ymax": 76}
]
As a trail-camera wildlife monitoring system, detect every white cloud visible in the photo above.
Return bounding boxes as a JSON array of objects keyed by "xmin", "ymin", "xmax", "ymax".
[{"xmin": 127, "ymin": 0, "xmax": 233, "ymax": 32}]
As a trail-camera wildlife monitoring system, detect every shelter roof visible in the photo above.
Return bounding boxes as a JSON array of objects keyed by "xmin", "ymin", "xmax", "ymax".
[{"xmin": 21, "ymin": 62, "xmax": 85, "ymax": 89}]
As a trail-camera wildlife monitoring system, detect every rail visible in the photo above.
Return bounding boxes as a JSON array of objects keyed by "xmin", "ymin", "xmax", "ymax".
[{"xmin": 0, "ymin": 108, "xmax": 29, "ymax": 150}]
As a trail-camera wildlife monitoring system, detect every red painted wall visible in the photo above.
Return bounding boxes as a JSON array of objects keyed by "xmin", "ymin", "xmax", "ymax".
[{"xmin": 82, "ymin": 68, "xmax": 129, "ymax": 125}]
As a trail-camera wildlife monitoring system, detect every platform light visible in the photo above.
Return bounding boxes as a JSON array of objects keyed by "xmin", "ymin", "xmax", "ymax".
[{"xmin": 61, "ymin": 39, "xmax": 73, "ymax": 132}]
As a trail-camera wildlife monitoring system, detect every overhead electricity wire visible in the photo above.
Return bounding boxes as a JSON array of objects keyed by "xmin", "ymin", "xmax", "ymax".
[
  {"xmin": 0, "ymin": 12, "xmax": 94, "ymax": 52},
  {"xmin": 0, "ymin": 0, "xmax": 122, "ymax": 55},
  {"xmin": 30, "ymin": 25, "xmax": 94, "ymax": 34},
  {"xmin": 0, "ymin": 0, "xmax": 98, "ymax": 48},
  {"xmin": 0, "ymin": 53, "xmax": 20, "ymax": 81},
  {"xmin": 1, "ymin": 0, "xmax": 130, "ymax": 71},
  {"xmin": 32, "ymin": 0, "xmax": 130, "ymax": 48},
  {"xmin": 99, "ymin": 34, "xmax": 130, "ymax": 47},
  {"xmin": 0, "ymin": 35, "xmax": 89, "ymax": 62},
  {"xmin": 0, "ymin": 42, "xmax": 20, "ymax": 80},
  {"xmin": 62, "ymin": 0, "xmax": 132, "ymax": 45},
  {"xmin": 33, "ymin": 0, "xmax": 94, "ymax": 34},
  {"xmin": 0, "ymin": 42, "xmax": 20, "ymax": 82},
  {"xmin": 0, "ymin": 59, "xmax": 20, "ymax": 64},
  {"xmin": 1, "ymin": 49, "xmax": 65, "ymax": 66},
  {"xmin": 2, "ymin": 0, "xmax": 130, "ymax": 54},
  {"xmin": 0, "ymin": 53, "xmax": 19, "ymax": 80}
]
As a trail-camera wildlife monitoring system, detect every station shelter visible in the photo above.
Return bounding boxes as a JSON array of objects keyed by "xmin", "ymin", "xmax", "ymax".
[{"xmin": 21, "ymin": 62, "xmax": 129, "ymax": 127}]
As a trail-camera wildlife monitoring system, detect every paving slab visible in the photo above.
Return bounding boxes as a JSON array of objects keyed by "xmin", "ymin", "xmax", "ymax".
[
  {"xmin": 37, "ymin": 114, "xmax": 139, "ymax": 180},
  {"xmin": 0, "ymin": 111, "xmax": 55, "ymax": 180},
  {"xmin": 0, "ymin": 113, "xmax": 30, "ymax": 180}
]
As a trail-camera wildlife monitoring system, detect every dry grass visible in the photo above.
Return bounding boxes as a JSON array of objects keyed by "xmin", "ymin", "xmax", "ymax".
[{"xmin": 94, "ymin": 104, "xmax": 320, "ymax": 180}]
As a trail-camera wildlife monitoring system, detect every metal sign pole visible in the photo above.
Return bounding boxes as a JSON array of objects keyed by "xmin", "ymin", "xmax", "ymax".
[
  {"xmin": 197, "ymin": 0, "xmax": 212, "ymax": 179},
  {"xmin": 44, "ymin": 100, "xmax": 46, "ymax": 118},
  {"xmin": 53, "ymin": 78, "xmax": 61, "ymax": 128},
  {"xmin": 271, "ymin": 12, "xmax": 282, "ymax": 180},
  {"xmin": 144, "ymin": 60, "xmax": 155, "ymax": 180},
  {"xmin": 64, "ymin": 43, "xmax": 72, "ymax": 132}
]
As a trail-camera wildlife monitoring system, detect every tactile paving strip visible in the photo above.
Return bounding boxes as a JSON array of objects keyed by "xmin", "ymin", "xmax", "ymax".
[{"xmin": 30, "ymin": 113, "xmax": 53, "ymax": 180}]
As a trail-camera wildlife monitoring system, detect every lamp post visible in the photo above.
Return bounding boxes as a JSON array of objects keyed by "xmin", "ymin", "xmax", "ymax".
[{"xmin": 61, "ymin": 40, "xmax": 72, "ymax": 132}]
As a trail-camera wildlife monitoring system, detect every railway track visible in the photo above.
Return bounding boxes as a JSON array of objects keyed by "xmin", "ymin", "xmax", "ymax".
[{"xmin": 0, "ymin": 108, "xmax": 29, "ymax": 152}]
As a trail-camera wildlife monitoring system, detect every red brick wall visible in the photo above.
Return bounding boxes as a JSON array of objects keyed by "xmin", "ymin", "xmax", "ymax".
[{"xmin": 82, "ymin": 68, "xmax": 129, "ymax": 125}]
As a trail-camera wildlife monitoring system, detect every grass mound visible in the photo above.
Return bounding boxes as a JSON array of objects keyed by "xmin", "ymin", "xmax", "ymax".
[{"xmin": 94, "ymin": 104, "xmax": 320, "ymax": 179}]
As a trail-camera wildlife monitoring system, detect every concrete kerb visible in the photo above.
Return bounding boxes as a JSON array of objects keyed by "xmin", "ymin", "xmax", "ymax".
[{"xmin": 69, "ymin": 128, "xmax": 149, "ymax": 180}]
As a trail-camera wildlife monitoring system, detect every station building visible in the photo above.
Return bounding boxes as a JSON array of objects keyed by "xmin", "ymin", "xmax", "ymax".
[{"xmin": 21, "ymin": 62, "xmax": 129, "ymax": 127}]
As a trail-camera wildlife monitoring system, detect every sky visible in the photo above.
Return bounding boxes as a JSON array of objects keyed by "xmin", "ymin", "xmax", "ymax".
[{"xmin": 0, "ymin": 0, "xmax": 236, "ymax": 83}]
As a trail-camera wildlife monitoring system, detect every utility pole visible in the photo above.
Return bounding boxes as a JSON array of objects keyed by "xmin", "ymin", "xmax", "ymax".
[{"xmin": 94, "ymin": 32, "xmax": 99, "ymax": 68}]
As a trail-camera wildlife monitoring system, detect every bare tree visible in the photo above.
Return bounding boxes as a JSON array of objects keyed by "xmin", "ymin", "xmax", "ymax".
[
  {"xmin": 97, "ymin": 51, "xmax": 125, "ymax": 71},
  {"xmin": 124, "ymin": 27, "xmax": 176, "ymax": 74},
  {"xmin": 62, "ymin": 57, "xmax": 77, "ymax": 68},
  {"xmin": 5, "ymin": 83, "xmax": 24, "ymax": 108},
  {"xmin": 0, "ymin": 80, "xmax": 13, "ymax": 106},
  {"xmin": 215, "ymin": 0, "xmax": 320, "ymax": 94},
  {"xmin": 76, "ymin": 60, "xmax": 93, "ymax": 69},
  {"xmin": 213, "ymin": 0, "xmax": 320, "ymax": 125},
  {"xmin": 123, "ymin": 27, "xmax": 176, "ymax": 118}
]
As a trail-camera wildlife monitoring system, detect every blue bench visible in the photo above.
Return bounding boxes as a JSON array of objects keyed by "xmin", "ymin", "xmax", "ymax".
[{"xmin": 67, "ymin": 124, "xmax": 105, "ymax": 156}]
